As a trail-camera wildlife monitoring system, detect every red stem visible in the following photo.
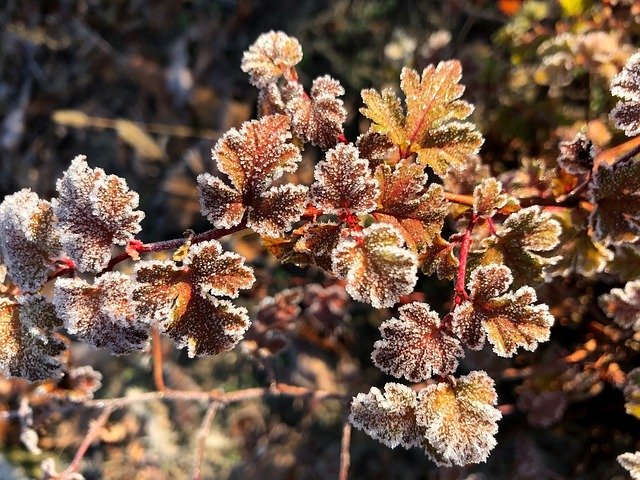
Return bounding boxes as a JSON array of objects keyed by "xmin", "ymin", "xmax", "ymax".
[{"xmin": 454, "ymin": 214, "xmax": 476, "ymax": 305}]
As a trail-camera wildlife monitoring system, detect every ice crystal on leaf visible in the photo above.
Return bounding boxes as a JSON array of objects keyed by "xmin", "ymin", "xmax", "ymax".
[
  {"xmin": 0, "ymin": 189, "xmax": 61, "ymax": 293},
  {"xmin": 360, "ymin": 62, "xmax": 483, "ymax": 176},
  {"xmin": 53, "ymin": 156, "xmax": 144, "ymax": 272},
  {"xmin": 132, "ymin": 240, "xmax": 255, "ymax": 357},
  {"xmin": 619, "ymin": 451, "xmax": 640, "ymax": 480},
  {"xmin": 588, "ymin": 155, "xmax": 640, "ymax": 245},
  {"xmin": 610, "ymin": 52, "xmax": 640, "ymax": 136},
  {"xmin": 451, "ymin": 264, "xmax": 554, "ymax": 356},
  {"xmin": 478, "ymin": 206, "xmax": 561, "ymax": 286},
  {"xmin": 599, "ymin": 280, "xmax": 640, "ymax": 331},
  {"xmin": 198, "ymin": 114, "xmax": 308, "ymax": 236},
  {"xmin": 373, "ymin": 160, "xmax": 448, "ymax": 252},
  {"xmin": 240, "ymin": 31, "xmax": 302, "ymax": 88},
  {"xmin": 311, "ymin": 143, "xmax": 379, "ymax": 215},
  {"xmin": 54, "ymin": 273, "xmax": 149, "ymax": 354},
  {"xmin": 557, "ymin": 132, "xmax": 595, "ymax": 175},
  {"xmin": 283, "ymin": 75, "xmax": 347, "ymax": 149},
  {"xmin": 415, "ymin": 371, "xmax": 501, "ymax": 467},
  {"xmin": 0, "ymin": 296, "xmax": 65, "ymax": 382},
  {"xmin": 349, "ymin": 383, "xmax": 421, "ymax": 449},
  {"xmin": 332, "ymin": 223, "xmax": 418, "ymax": 308},
  {"xmin": 292, "ymin": 222, "xmax": 342, "ymax": 271},
  {"xmin": 473, "ymin": 178, "xmax": 517, "ymax": 218},
  {"xmin": 372, "ymin": 302, "xmax": 463, "ymax": 382}
]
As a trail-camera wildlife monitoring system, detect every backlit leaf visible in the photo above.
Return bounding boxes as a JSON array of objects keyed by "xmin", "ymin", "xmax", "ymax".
[
  {"xmin": 599, "ymin": 280, "xmax": 640, "ymax": 331},
  {"xmin": 473, "ymin": 178, "xmax": 517, "ymax": 218},
  {"xmin": 241, "ymin": 31, "xmax": 303, "ymax": 88},
  {"xmin": 356, "ymin": 132, "xmax": 396, "ymax": 168},
  {"xmin": 610, "ymin": 52, "xmax": 640, "ymax": 136},
  {"xmin": 372, "ymin": 302, "xmax": 463, "ymax": 381},
  {"xmin": 557, "ymin": 132, "xmax": 594, "ymax": 175}
]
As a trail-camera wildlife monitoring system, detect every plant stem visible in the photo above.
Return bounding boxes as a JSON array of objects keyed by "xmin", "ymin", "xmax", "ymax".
[
  {"xmin": 454, "ymin": 214, "xmax": 476, "ymax": 304},
  {"xmin": 151, "ymin": 326, "xmax": 166, "ymax": 392},
  {"xmin": 62, "ymin": 405, "xmax": 114, "ymax": 475},
  {"xmin": 191, "ymin": 401, "xmax": 220, "ymax": 480},
  {"xmin": 338, "ymin": 421, "xmax": 352, "ymax": 480}
]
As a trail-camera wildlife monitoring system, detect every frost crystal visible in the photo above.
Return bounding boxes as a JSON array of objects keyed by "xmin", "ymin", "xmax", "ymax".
[
  {"xmin": 283, "ymin": 75, "xmax": 347, "ymax": 149},
  {"xmin": 53, "ymin": 156, "xmax": 144, "ymax": 272},
  {"xmin": 133, "ymin": 240, "xmax": 255, "ymax": 357},
  {"xmin": 619, "ymin": 451, "xmax": 640, "ymax": 480},
  {"xmin": 415, "ymin": 371, "xmax": 501, "ymax": 467},
  {"xmin": 599, "ymin": 280, "xmax": 640, "ymax": 331},
  {"xmin": 54, "ymin": 273, "xmax": 149, "ymax": 354},
  {"xmin": 198, "ymin": 114, "xmax": 308, "ymax": 236},
  {"xmin": 452, "ymin": 264, "xmax": 554, "ymax": 356},
  {"xmin": 241, "ymin": 31, "xmax": 303, "ymax": 88},
  {"xmin": 0, "ymin": 189, "xmax": 61, "ymax": 293},
  {"xmin": 311, "ymin": 143, "xmax": 379, "ymax": 215},
  {"xmin": 356, "ymin": 132, "xmax": 396, "ymax": 167},
  {"xmin": 610, "ymin": 52, "xmax": 640, "ymax": 136},
  {"xmin": 372, "ymin": 302, "xmax": 463, "ymax": 381},
  {"xmin": 293, "ymin": 222, "xmax": 342, "ymax": 271},
  {"xmin": 349, "ymin": 383, "xmax": 422, "ymax": 449},
  {"xmin": 332, "ymin": 223, "xmax": 418, "ymax": 308}
]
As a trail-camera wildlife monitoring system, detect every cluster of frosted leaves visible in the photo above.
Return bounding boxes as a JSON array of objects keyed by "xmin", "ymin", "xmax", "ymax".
[
  {"xmin": 349, "ymin": 371, "xmax": 501, "ymax": 467},
  {"xmin": 0, "ymin": 189, "xmax": 61, "ymax": 293},
  {"xmin": 477, "ymin": 206, "xmax": 561, "ymax": 286},
  {"xmin": 198, "ymin": 114, "xmax": 308, "ymax": 237},
  {"xmin": 132, "ymin": 240, "xmax": 255, "ymax": 357},
  {"xmin": 619, "ymin": 451, "xmax": 640, "ymax": 480},
  {"xmin": 610, "ymin": 52, "xmax": 640, "ymax": 136},
  {"xmin": 311, "ymin": 143, "xmax": 379, "ymax": 215},
  {"xmin": 240, "ymin": 31, "xmax": 302, "ymax": 88},
  {"xmin": 360, "ymin": 62, "xmax": 483, "ymax": 176},
  {"xmin": 588, "ymin": 155, "xmax": 640, "ymax": 245},
  {"xmin": 53, "ymin": 156, "xmax": 144, "ymax": 272},
  {"xmin": 599, "ymin": 280, "xmax": 640, "ymax": 331},
  {"xmin": 0, "ymin": 295, "xmax": 65, "ymax": 382},
  {"xmin": 282, "ymin": 75, "xmax": 347, "ymax": 149},
  {"xmin": 356, "ymin": 132, "xmax": 396, "ymax": 168},
  {"xmin": 372, "ymin": 302, "xmax": 463, "ymax": 382},
  {"xmin": 54, "ymin": 272, "xmax": 149, "ymax": 354},
  {"xmin": 546, "ymin": 210, "xmax": 612, "ymax": 278},
  {"xmin": 472, "ymin": 179, "xmax": 518, "ymax": 218},
  {"xmin": 332, "ymin": 223, "xmax": 418, "ymax": 308},
  {"xmin": 451, "ymin": 264, "xmax": 554, "ymax": 356},
  {"xmin": 373, "ymin": 160, "xmax": 448, "ymax": 253},
  {"xmin": 557, "ymin": 132, "xmax": 595, "ymax": 175},
  {"xmin": 625, "ymin": 367, "xmax": 640, "ymax": 419}
]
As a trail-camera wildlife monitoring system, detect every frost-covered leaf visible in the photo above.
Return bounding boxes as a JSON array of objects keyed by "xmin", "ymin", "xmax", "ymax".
[
  {"xmin": 283, "ymin": 75, "xmax": 347, "ymax": 149},
  {"xmin": 0, "ymin": 189, "xmax": 61, "ymax": 293},
  {"xmin": 415, "ymin": 371, "xmax": 501, "ymax": 467},
  {"xmin": 588, "ymin": 155, "xmax": 640, "ymax": 245},
  {"xmin": 349, "ymin": 383, "xmax": 421, "ymax": 449},
  {"xmin": 293, "ymin": 222, "xmax": 342, "ymax": 271},
  {"xmin": 624, "ymin": 367, "xmax": 640, "ymax": 420},
  {"xmin": 53, "ymin": 156, "xmax": 144, "ymax": 272},
  {"xmin": 332, "ymin": 223, "xmax": 418, "ymax": 308},
  {"xmin": 473, "ymin": 178, "xmax": 517, "ymax": 217},
  {"xmin": 619, "ymin": 451, "xmax": 640, "ymax": 480},
  {"xmin": 557, "ymin": 132, "xmax": 595, "ymax": 175},
  {"xmin": 374, "ymin": 160, "xmax": 448, "ymax": 252},
  {"xmin": 0, "ymin": 296, "xmax": 65, "ymax": 382},
  {"xmin": 451, "ymin": 264, "xmax": 554, "ymax": 356},
  {"xmin": 599, "ymin": 280, "xmax": 640, "ymax": 331},
  {"xmin": 372, "ymin": 302, "xmax": 463, "ymax": 382},
  {"xmin": 608, "ymin": 245, "xmax": 640, "ymax": 281},
  {"xmin": 54, "ymin": 273, "xmax": 149, "ymax": 354},
  {"xmin": 198, "ymin": 114, "xmax": 308, "ymax": 236},
  {"xmin": 133, "ymin": 240, "xmax": 254, "ymax": 356},
  {"xmin": 356, "ymin": 132, "xmax": 396, "ymax": 168},
  {"xmin": 478, "ymin": 206, "xmax": 561, "ymax": 286},
  {"xmin": 241, "ymin": 31, "xmax": 302, "ymax": 88},
  {"xmin": 421, "ymin": 236, "xmax": 459, "ymax": 281},
  {"xmin": 610, "ymin": 52, "xmax": 640, "ymax": 136},
  {"xmin": 361, "ymin": 62, "xmax": 483, "ymax": 177},
  {"xmin": 311, "ymin": 143, "xmax": 379, "ymax": 215}
]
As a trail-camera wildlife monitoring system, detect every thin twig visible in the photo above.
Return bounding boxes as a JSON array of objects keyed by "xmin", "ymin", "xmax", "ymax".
[
  {"xmin": 338, "ymin": 421, "xmax": 352, "ymax": 480},
  {"xmin": 191, "ymin": 402, "xmax": 220, "ymax": 480},
  {"xmin": 151, "ymin": 325, "xmax": 166, "ymax": 392},
  {"xmin": 62, "ymin": 405, "xmax": 114, "ymax": 475}
]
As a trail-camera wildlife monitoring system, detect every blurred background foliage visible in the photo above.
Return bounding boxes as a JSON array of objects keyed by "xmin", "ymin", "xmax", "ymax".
[{"xmin": 1, "ymin": 0, "xmax": 639, "ymax": 478}]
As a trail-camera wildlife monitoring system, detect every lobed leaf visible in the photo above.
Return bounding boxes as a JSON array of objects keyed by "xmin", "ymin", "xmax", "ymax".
[
  {"xmin": 349, "ymin": 383, "xmax": 422, "ymax": 449},
  {"xmin": 0, "ymin": 189, "xmax": 61, "ymax": 293},
  {"xmin": 54, "ymin": 273, "xmax": 149, "ymax": 354},
  {"xmin": 415, "ymin": 371, "xmax": 501, "ymax": 467},
  {"xmin": 372, "ymin": 302, "xmax": 463, "ymax": 382},
  {"xmin": 356, "ymin": 132, "xmax": 396, "ymax": 168},
  {"xmin": 198, "ymin": 114, "xmax": 308, "ymax": 236},
  {"xmin": 292, "ymin": 222, "xmax": 343, "ymax": 271},
  {"xmin": 610, "ymin": 52, "xmax": 640, "ymax": 136},
  {"xmin": 332, "ymin": 223, "xmax": 418, "ymax": 308},
  {"xmin": 451, "ymin": 264, "xmax": 555, "ymax": 356},
  {"xmin": 53, "ymin": 156, "xmax": 144, "ymax": 272},
  {"xmin": 360, "ymin": 88, "xmax": 407, "ymax": 148},
  {"xmin": 311, "ymin": 143, "xmax": 379, "ymax": 215},
  {"xmin": 588, "ymin": 155, "xmax": 640, "ymax": 245},
  {"xmin": 240, "ymin": 31, "xmax": 303, "ymax": 88},
  {"xmin": 599, "ymin": 280, "xmax": 640, "ymax": 331},
  {"xmin": 557, "ymin": 132, "xmax": 595, "ymax": 175},
  {"xmin": 473, "ymin": 178, "xmax": 517, "ymax": 218},
  {"xmin": 133, "ymin": 240, "xmax": 255, "ymax": 357}
]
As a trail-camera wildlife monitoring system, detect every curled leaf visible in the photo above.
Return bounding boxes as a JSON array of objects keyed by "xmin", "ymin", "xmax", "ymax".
[
  {"xmin": 599, "ymin": 280, "xmax": 640, "ymax": 331},
  {"xmin": 241, "ymin": 31, "xmax": 302, "ymax": 88}
]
